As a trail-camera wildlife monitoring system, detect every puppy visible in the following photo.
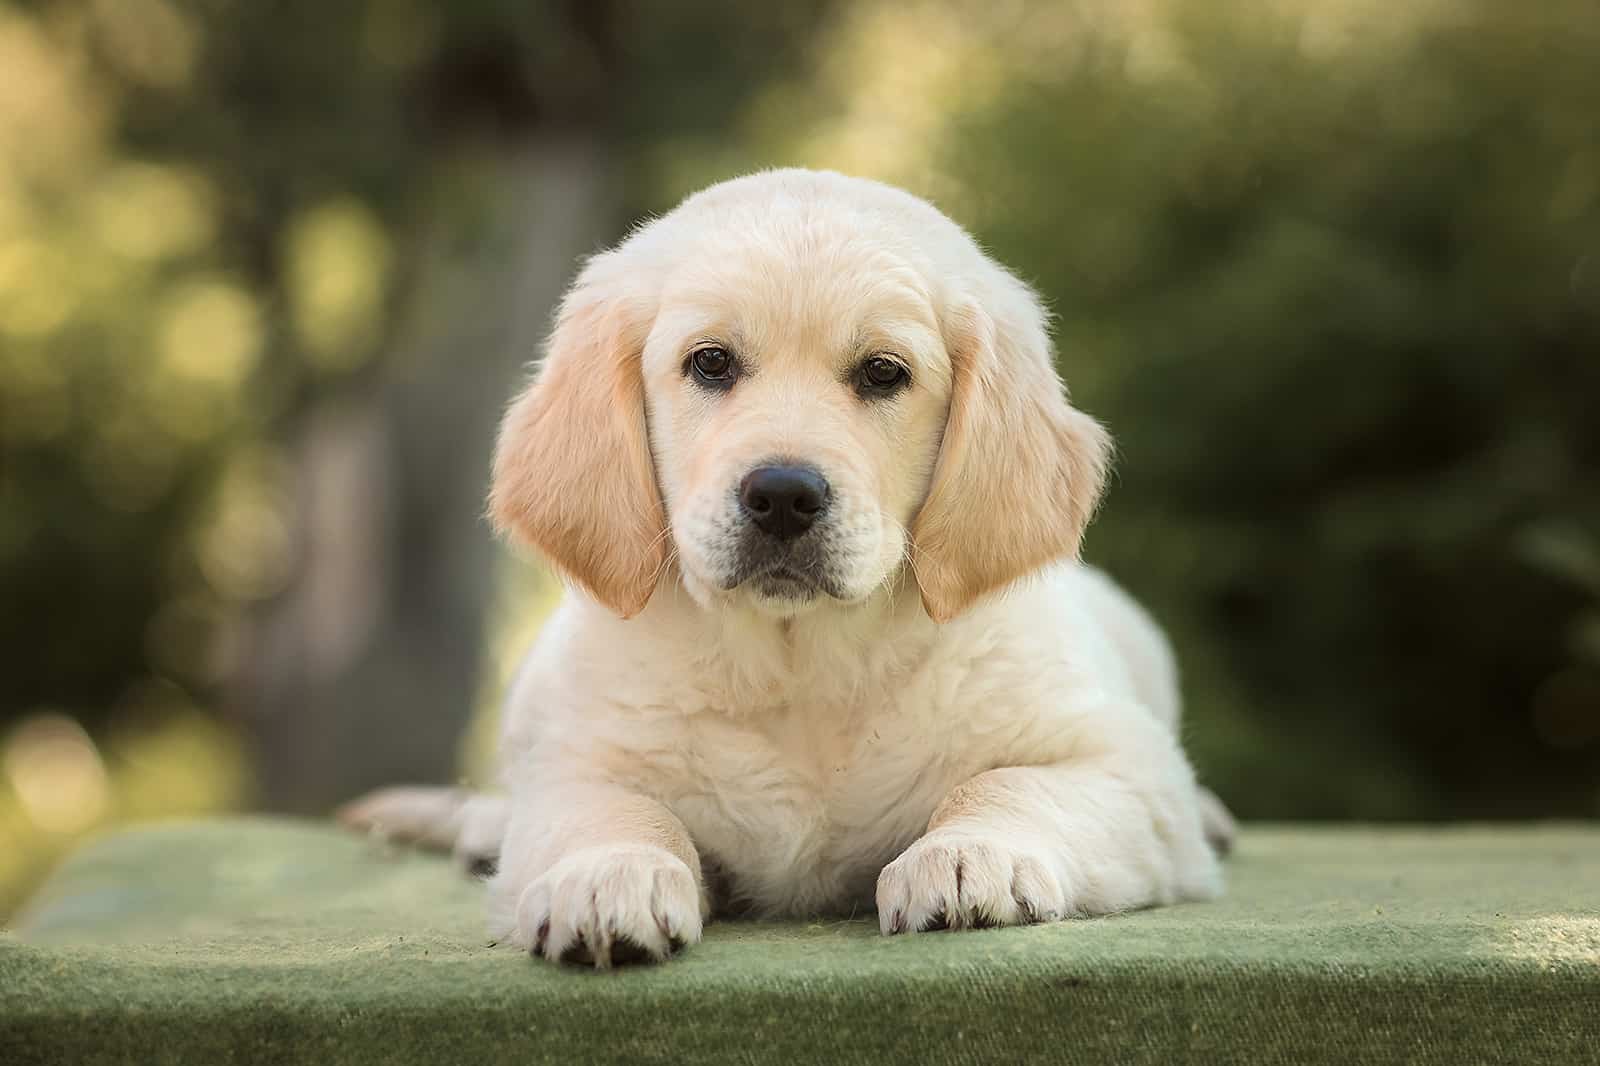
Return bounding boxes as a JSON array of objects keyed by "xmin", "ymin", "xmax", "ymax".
[{"xmin": 341, "ymin": 169, "xmax": 1233, "ymax": 968}]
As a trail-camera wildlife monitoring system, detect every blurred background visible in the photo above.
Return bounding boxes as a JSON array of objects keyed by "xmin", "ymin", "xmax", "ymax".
[{"xmin": 2, "ymin": 0, "xmax": 1597, "ymax": 918}]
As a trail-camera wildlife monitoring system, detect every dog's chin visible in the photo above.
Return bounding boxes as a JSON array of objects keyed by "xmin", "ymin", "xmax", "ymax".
[
  {"xmin": 742, "ymin": 568, "xmax": 828, "ymax": 617},
  {"xmin": 737, "ymin": 561, "xmax": 903, "ymax": 618},
  {"xmin": 674, "ymin": 559, "xmax": 827, "ymax": 616}
]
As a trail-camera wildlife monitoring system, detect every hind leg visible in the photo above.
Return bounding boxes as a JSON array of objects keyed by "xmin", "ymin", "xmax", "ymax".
[
  {"xmin": 1196, "ymin": 787, "xmax": 1238, "ymax": 856},
  {"xmin": 456, "ymin": 794, "xmax": 510, "ymax": 876},
  {"xmin": 337, "ymin": 786, "xmax": 509, "ymax": 877}
]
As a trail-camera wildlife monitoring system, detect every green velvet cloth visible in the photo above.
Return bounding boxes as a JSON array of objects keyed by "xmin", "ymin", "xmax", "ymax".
[{"xmin": 2, "ymin": 819, "xmax": 1597, "ymax": 1064}]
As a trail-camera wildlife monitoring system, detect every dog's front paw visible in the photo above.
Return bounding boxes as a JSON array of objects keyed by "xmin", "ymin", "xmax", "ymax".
[
  {"xmin": 514, "ymin": 844, "xmax": 703, "ymax": 968},
  {"xmin": 876, "ymin": 832, "xmax": 1069, "ymax": 934}
]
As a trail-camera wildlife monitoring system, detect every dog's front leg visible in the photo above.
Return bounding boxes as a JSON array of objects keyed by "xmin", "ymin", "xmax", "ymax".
[
  {"xmin": 876, "ymin": 712, "xmax": 1222, "ymax": 934},
  {"xmin": 488, "ymin": 783, "xmax": 706, "ymax": 967}
]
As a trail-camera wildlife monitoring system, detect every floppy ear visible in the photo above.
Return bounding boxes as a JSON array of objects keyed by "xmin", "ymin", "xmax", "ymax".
[
  {"xmin": 910, "ymin": 279, "xmax": 1112, "ymax": 623},
  {"xmin": 488, "ymin": 255, "xmax": 666, "ymax": 618}
]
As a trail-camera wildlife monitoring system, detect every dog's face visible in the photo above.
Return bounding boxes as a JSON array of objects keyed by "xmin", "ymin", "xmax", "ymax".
[
  {"xmin": 490, "ymin": 171, "xmax": 1110, "ymax": 623},
  {"xmin": 640, "ymin": 231, "xmax": 951, "ymax": 615}
]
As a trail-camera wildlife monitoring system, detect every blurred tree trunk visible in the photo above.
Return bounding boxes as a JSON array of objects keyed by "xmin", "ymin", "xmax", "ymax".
[{"xmin": 239, "ymin": 139, "xmax": 614, "ymax": 813}]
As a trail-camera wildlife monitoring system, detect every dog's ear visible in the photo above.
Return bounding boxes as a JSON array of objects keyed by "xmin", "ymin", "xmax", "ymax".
[
  {"xmin": 488, "ymin": 254, "xmax": 666, "ymax": 618},
  {"xmin": 910, "ymin": 276, "xmax": 1111, "ymax": 623}
]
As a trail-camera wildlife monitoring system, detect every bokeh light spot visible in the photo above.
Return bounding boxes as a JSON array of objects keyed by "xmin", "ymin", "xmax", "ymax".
[
  {"xmin": 0, "ymin": 238, "xmax": 78, "ymax": 337},
  {"xmin": 286, "ymin": 200, "xmax": 392, "ymax": 370},
  {"xmin": 160, "ymin": 277, "xmax": 262, "ymax": 387},
  {"xmin": 196, "ymin": 448, "xmax": 295, "ymax": 602},
  {"xmin": 0, "ymin": 11, "xmax": 108, "ymax": 180},
  {"xmin": 89, "ymin": 0, "xmax": 199, "ymax": 91},
  {"xmin": 92, "ymin": 163, "xmax": 217, "ymax": 262},
  {"xmin": 3, "ymin": 714, "xmax": 110, "ymax": 834}
]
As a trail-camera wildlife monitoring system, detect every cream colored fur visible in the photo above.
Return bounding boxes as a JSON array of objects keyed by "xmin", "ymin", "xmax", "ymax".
[{"xmin": 340, "ymin": 169, "xmax": 1230, "ymax": 968}]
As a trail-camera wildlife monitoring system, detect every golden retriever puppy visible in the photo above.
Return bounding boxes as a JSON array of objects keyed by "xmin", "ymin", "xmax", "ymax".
[{"xmin": 342, "ymin": 169, "xmax": 1232, "ymax": 968}]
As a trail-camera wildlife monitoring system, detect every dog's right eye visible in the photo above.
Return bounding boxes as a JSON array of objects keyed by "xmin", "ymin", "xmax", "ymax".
[{"xmin": 687, "ymin": 346, "xmax": 736, "ymax": 389}]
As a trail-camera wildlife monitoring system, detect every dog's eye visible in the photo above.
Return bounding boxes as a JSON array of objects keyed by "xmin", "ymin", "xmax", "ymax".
[
  {"xmin": 688, "ymin": 346, "xmax": 736, "ymax": 389},
  {"xmin": 855, "ymin": 356, "xmax": 910, "ymax": 396}
]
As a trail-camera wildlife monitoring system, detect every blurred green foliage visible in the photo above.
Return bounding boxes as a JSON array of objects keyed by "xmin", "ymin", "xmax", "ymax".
[{"xmin": 1, "ymin": 0, "xmax": 1596, "ymax": 917}]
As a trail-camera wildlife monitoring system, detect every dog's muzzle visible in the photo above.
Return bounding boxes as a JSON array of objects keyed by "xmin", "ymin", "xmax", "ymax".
[{"xmin": 728, "ymin": 461, "xmax": 844, "ymax": 599}]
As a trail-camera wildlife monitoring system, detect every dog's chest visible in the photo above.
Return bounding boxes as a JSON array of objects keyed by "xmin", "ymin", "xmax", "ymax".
[{"xmin": 661, "ymin": 696, "xmax": 968, "ymax": 915}]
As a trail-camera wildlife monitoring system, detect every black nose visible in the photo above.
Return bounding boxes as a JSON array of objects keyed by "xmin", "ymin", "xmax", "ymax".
[{"xmin": 739, "ymin": 464, "xmax": 830, "ymax": 540}]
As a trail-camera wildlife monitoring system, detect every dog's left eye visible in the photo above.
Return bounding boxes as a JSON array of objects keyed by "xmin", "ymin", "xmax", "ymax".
[
  {"xmin": 855, "ymin": 356, "xmax": 910, "ymax": 396},
  {"xmin": 687, "ymin": 346, "xmax": 737, "ymax": 389}
]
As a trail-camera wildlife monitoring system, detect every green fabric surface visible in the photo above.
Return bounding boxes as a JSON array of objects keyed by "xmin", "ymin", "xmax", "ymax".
[{"xmin": 2, "ymin": 820, "xmax": 1597, "ymax": 1065}]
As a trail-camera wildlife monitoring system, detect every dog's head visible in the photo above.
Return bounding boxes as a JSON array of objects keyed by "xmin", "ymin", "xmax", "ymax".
[{"xmin": 490, "ymin": 170, "xmax": 1109, "ymax": 622}]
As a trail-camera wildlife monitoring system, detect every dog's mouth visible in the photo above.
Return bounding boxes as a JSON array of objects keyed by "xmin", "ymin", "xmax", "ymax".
[
  {"xmin": 716, "ymin": 516, "xmax": 852, "ymax": 604},
  {"xmin": 749, "ymin": 565, "xmax": 823, "ymax": 600},
  {"xmin": 727, "ymin": 555, "xmax": 847, "ymax": 603}
]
